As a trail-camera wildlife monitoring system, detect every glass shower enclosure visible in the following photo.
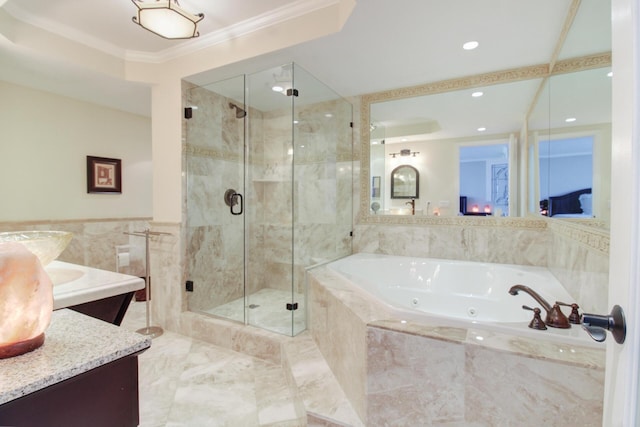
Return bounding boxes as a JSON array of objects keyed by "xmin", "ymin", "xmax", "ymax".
[{"xmin": 184, "ymin": 63, "xmax": 353, "ymax": 336}]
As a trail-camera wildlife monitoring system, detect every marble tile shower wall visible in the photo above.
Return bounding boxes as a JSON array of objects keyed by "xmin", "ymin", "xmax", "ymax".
[{"xmin": 0, "ymin": 218, "xmax": 150, "ymax": 274}]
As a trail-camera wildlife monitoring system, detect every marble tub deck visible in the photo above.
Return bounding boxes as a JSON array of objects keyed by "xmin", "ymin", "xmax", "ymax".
[{"xmin": 121, "ymin": 301, "xmax": 361, "ymax": 427}]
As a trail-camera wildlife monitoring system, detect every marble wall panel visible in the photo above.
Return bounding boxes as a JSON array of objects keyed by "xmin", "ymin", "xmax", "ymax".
[
  {"xmin": 353, "ymin": 222, "xmax": 549, "ymax": 267},
  {"xmin": 367, "ymin": 327, "xmax": 465, "ymax": 426},
  {"xmin": 0, "ymin": 218, "xmax": 150, "ymax": 272},
  {"xmin": 546, "ymin": 221, "xmax": 609, "ymax": 314},
  {"xmin": 465, "ymin": 344, "xmax": 604, "ymax": 426}
]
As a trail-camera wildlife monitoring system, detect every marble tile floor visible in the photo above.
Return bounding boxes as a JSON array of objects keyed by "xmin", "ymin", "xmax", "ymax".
[
  {"xmin": 204, "ymin": 288, "xmax": 306, "ymax": 336},
  {"xmin": 121, "ymin": 301, "xmax": 361, "ymax": 427}
]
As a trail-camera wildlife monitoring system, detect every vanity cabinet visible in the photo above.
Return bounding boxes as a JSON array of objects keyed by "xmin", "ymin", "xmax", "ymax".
[
  {"xmin": 0, "ymin": 310, "xmax": 151, "ymax": 427},
  {"xmin": 0, "ymin": 352, "xmax": 142, "ymax": 426}
]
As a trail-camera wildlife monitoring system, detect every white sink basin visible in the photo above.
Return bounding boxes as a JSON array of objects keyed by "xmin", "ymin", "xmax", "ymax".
[{"xmin": 46, "ymin": 267, "xmax": 85, "ymax": 286}]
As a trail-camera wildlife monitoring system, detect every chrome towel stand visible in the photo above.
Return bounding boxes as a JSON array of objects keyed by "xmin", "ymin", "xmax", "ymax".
[{"xmin": 124, "ymin": 228, "xmax": 171, "ymax": 339}]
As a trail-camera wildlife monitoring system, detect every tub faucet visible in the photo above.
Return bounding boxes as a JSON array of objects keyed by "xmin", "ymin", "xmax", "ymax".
[
  {"xmin": 406, "ymin": 198, "xmax": 415, "ymax": 215},
  {"xmin": 508, "ymin": 284, "xmax": 571, "ymax": 329}
]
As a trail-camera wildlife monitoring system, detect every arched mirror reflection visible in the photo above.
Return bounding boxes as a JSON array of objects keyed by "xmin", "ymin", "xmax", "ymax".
[{"xmin": 391, "ymin": 165, "xmax": 419, "ymax": 199}]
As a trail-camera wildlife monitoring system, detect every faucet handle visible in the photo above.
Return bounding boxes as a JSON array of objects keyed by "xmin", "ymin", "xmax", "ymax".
[
  {"xmin": 522, "ymin": 305, "xmax": 547, "ymax": 330},
  {"xmin": 556, "ymin": 302, "xmax": 582, "ymax": 324}
]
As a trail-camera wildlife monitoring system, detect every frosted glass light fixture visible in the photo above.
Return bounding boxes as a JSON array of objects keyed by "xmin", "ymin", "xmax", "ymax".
[
  {"xmin": 132, "ymin": 0, "xmax": 204, "ymax": 39},
  {"xmin": 463, "ymin": 40, "xmax": 479, "ymax": 50}
]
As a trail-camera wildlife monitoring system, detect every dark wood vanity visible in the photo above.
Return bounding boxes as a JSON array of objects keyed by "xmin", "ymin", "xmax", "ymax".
[{"xmin": 0, "ymin": 310, "xmax": 151, "ymax": 427}]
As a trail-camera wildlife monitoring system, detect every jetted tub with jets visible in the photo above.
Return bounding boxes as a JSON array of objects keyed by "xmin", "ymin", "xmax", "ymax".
[{"xmin": 326, "ymin": 252, "xmax": 594, "ymax": 344}]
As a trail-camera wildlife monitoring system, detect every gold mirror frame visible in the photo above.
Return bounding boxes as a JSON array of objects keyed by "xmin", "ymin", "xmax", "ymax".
[{"xmin": 358, "ymin": 53, "xmax": 611, "ymax": 227}]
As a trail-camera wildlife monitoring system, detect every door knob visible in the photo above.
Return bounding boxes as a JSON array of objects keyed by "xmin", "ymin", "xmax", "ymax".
[{"xmin": 582, "ymin": 305, "xmax": 626, "ymax": 344}]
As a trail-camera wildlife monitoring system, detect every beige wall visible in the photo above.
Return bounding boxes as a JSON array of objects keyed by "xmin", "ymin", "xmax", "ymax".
[{"xmin": 0, "ymin": 81, "xmax": 152, "ymax": 222}]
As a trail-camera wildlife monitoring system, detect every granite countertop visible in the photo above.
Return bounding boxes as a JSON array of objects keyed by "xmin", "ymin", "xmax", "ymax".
[
  {"xmin": 0, "ymin": 310, "xmax": 151, "ymax": 405},
  {"xmin": 47, "ymin": 261, "xmax": 145, "ymax": 309}
]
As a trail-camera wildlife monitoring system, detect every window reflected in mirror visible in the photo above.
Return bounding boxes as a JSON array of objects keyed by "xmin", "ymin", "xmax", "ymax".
[{"xmin": 459, "ymin": 143, "xmax": 509, "ymax": 216}]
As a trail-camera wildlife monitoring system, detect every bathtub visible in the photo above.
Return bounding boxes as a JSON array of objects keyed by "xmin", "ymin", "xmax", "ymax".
[{"xmin": 326, "ymin": 252, "xmax": 596, "ymax": 344}]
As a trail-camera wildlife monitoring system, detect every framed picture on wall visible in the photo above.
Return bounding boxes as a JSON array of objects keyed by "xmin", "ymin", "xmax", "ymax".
[
  {"xmin": 372, "ymin": 176, "xmax": 381, "ymax": 198},
  {"xmin": 87, "ymin": 156, "xmax": 122, "ymax": 194}
]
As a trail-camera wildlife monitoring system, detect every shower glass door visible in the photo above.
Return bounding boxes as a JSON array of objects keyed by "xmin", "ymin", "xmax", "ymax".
[
  {"xmin": 185, "ymin": 63, "xmax": 353, "ymax": 337},
  {"xmin": 184, "ymin": 75, "xmax": 247, "ymax": 324},
  {"xmin": 245, "ymin": 63, "xmax": 353, "ymax": 336}
]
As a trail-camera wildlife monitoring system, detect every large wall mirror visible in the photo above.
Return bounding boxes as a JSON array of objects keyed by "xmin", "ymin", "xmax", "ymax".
[{"xmin": 361, "ymin": 0, "xmax": 611, "ymax": 227}]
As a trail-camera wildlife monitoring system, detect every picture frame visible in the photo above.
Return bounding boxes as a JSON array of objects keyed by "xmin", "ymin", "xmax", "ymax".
[
  {"xmin": 87, "ymin": 156, "xmax": 122, "ymax": 194},
  {"xmin": 371, "ymin": 176, "xmax": 381, "ymax": 198}
]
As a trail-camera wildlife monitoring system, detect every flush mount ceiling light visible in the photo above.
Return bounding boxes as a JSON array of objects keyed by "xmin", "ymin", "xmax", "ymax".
[
  {"xmin": 131, "ymin": 0, "xmax": 204, "ymax": 40},
  {"xmin": 463, "ymin": 40, "xmax": 479, "ymax": 50}
]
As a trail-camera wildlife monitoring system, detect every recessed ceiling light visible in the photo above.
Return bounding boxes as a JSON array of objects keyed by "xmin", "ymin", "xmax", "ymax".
[
  {"xmin": 607, "ymin": 71, "xmax": 613, "ymax": 77},
  {"xmin": 477, "ymin": 127, "xmax": 486, "ymax": 132},
  {"xmin": 325, "ymin": 113, "xmax": 333, "ymax": 118},
  {"xmin": 472, "ymin": 91, "xmax": 483, "ymax": 97},
  {"xmin": 463, "ymin": 41, "xmax": 479, "ymax": 50},
  {"xmin": 565, "ymin": 117, "xmax": 577, "ymax": 123}
]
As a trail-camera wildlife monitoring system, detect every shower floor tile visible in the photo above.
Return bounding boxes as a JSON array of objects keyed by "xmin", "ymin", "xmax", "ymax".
[{"xmin": 204, "ymin": 288, "xmax": 306, "ymax": 336}]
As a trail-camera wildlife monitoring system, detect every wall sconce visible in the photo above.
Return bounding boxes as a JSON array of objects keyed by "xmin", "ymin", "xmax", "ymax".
[
  {"xmin": 389, "ymin": 149, "xmax": 420, "ymax": 158},
  {"xmin": 131, "ymin": 0, "xmax": 204, "ymax": 40}
]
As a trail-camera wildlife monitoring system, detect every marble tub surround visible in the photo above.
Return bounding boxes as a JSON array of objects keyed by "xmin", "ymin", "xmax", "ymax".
[
  {"xmin": 307, "ymin": 264, "xmax": 605, "ymax": 425},
  {"xmin": 0, "ymin": 309, "xmax": 150, "ymax": 404},
  {"xmin": 367, "ymin": 326, "xmax": 604, "ymax": 426}
]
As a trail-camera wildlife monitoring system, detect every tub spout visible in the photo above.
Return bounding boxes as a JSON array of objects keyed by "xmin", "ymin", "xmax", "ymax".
[{"xmin": 508, "ymin": 284, "xmax": 570, "ymax": 328}]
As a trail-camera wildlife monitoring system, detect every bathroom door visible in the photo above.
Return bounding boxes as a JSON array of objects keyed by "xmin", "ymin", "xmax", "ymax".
[
  {"xmin": 603, "ymin": 0, "xmax": 640, "ymax": 423},
  {"xmin": 184, "ymin": 75, "xmax": 248, "ymax": 324}
]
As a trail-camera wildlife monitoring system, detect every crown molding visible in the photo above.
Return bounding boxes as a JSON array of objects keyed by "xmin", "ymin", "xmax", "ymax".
[{"xmin": 2, "ymin": 2, "xmax": 127, "ymax": 58}]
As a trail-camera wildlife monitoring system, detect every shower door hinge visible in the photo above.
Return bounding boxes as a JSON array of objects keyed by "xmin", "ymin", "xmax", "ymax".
[
  {"xmin": 286, "ymin": 88, "xmax": 299, "ymax": 97},
  {"xmin": 350, "ymin": 231, "xmax": 353, "ymax": 237},
  {"xmin": 286, "ymin": 302, "xmax": 299, "ymax": 311},
  {"xmin": 350, "ymin": 122, "xmax": 353, "ymax": 128},
  {"xmin": 185, "ymin": 280, "xmax": 194, "ymax": 292},
  {"xmin": 184, "ymin": 107, "xmax": 193, "ymax": 119}
]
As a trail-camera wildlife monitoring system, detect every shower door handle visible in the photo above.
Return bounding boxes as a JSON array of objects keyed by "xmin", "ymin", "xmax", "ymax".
[
  {"xmin": 230, "ymin": 193, "xmax": 243, "ymax": 215},
  {"xmin": 224, "ymin": 188, "xmax": 244, "ymax": 215}
]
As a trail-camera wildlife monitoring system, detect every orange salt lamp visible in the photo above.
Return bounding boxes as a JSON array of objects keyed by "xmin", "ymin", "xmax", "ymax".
[{"xmin": 0, "ymin": 242, "xmax": 53, "ymax": 358}]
